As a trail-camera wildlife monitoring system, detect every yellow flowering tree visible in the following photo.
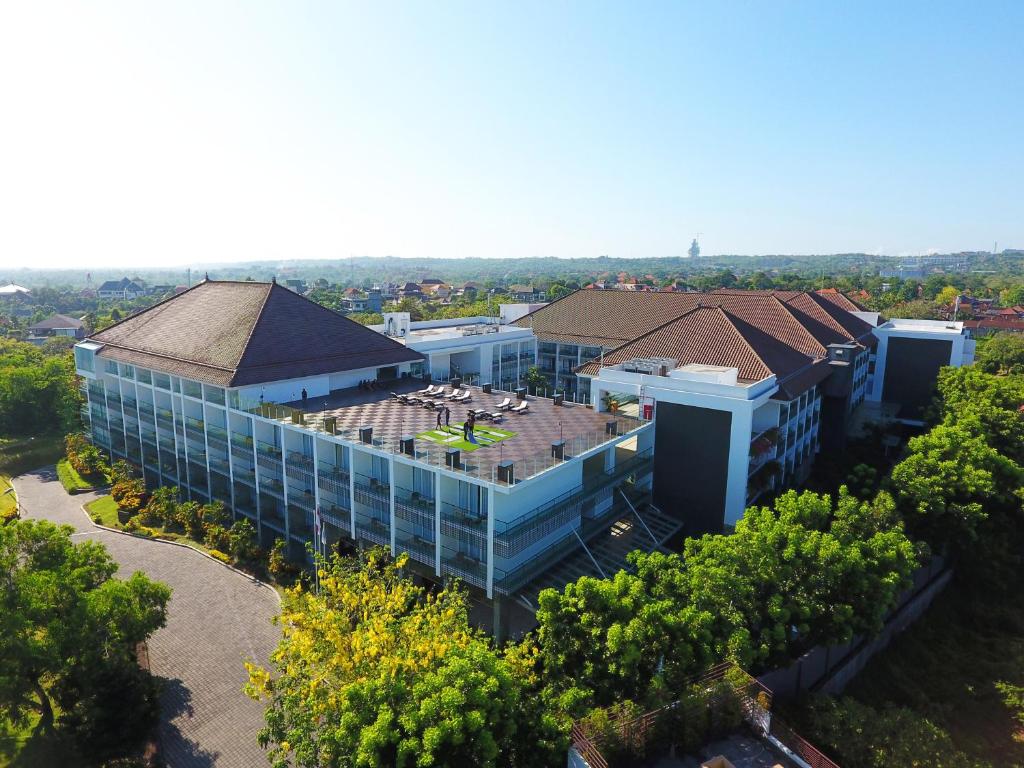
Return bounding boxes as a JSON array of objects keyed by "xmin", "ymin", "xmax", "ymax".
[{"xmin": 246, "ymin": 548, "xmax": 564, "ymax": 768}]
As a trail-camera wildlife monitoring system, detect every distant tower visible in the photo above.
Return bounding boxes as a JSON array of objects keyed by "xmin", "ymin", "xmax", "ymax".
[{"xmin": 688, "ymin": 238, "xmax": 701, "ymax": 259}]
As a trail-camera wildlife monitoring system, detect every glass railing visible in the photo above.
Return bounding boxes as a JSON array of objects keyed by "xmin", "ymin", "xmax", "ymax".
[{"xmin": 394, "ymin": 485, "xmax": 435, "ymax": 528}]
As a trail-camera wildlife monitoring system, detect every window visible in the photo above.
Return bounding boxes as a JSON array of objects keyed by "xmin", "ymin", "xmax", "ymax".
[
  {"xmin": 412, "ymin": 467, "xmax": 434, "ymax": 499},
  {"xmin": 334, "ymin": 444, "xmax": 349, "ymax": 470},
  {"xmin": 105, "ymin": 360, "xmax": 119, "ymax": 374},
  {"xmin": 301, "ymin": 433, "xmax": 314, "ymax": 457},
  {"xmin": 153, "ymin": 372, "xmax": 171, "ymax": 390},
  {"xmin": 120, "ymin": 363, "xmax": 135, "ymax": 379},
  {"xmin": 137, "ymin": 368, "xmax": 152, "ymax": 385},
  {"xmin": 457, "ymin": 481, "xmax": 486, "ymax": 517},
  {"xmin": 74, "ymin": 346, "xmax": 95, "ymax": 373},
  {"xmin": 371, "ymin": 455, "xmax": 389, "ymax": 485}
]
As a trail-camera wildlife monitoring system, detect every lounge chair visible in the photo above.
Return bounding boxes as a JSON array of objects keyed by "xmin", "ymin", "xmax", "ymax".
[
  {"xmin": 496, "ymin": 397, "xmax": 512, "ymax": 411},
  {"xmin": 426, "ymin": 385, "xmax": 444, "ymax": 396},
  {"xmin": 422, "ymin": 399, "xmax": 437, "ymax": 409},
  {"xmin": 416, "ymin": 385, "xmax": 433, "ymax": 395},
  {"xmin": 453, "ymin": 392, "xmax": 471, "ymax": 403},
  {"xmin": 446, "ymin": 389, "xmax": 463, "ymax": 400},
  {"xmin": 390, "ymin": 392, "xmax": 401, "ymax": 400},
  {"xmin": 511, "ymin": 401, "xmax": 529, "ymax": 414},
  {"xmin": 406, "ymin": 396, "xmax": 422, "ymax": 405},
  {"xmin": 487, "ymin": 412, "xmax": 504, "ymax": 422}
]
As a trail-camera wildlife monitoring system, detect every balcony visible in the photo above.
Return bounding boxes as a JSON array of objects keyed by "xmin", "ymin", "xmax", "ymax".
[
  {"xmin": 256, "ymin": 442, "xmax": 283, "ymax": 474},
  {"xmin": 395, "ymin": 529, "xmax": 436, "ymax": 567},
  {"xmin": 355, "ymin": 513, "xmax": 390, "ymax": 547},
  {"xmin": 320, "ymin": 503, "xmax": 351, "ymax": 533},
  {"xmin": 259, "ymin": 477, "xmax": 285, "ymax": 499},
  {"xmin": 353, "ymin": 473, "xmax": 390, "ymax": 508},
  {"xmin": 394, "ymin": 486, "xmax": 435, "ymax": 526},
  {"xmin": 317, "ymin": 464, "xmax": 350, "ymax": 496},
  {"xmin": 230, "ymin": 435, "xmax": 255, "ymax": 462},
  {"xmin": 440, "ymin": 551, "xmax": 487, "ymax": 590}
]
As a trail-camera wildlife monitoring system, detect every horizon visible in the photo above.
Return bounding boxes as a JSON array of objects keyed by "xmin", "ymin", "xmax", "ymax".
[{"xmin": 1, "ymin": 2, "xmax": 1021, "ymax": 269}]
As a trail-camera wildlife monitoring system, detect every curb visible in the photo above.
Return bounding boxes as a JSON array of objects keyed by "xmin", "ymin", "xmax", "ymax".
[{"xmin": 80, "ymin": 500, "xmax": 282, "ymax": 605}]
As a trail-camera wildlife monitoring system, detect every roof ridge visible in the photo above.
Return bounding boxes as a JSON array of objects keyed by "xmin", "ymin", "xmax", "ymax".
[
  {"xmin": 232, "ymin": 282, "xmax": 278, "ymax": 371},
  {"xmin": 767, "ymin": 295, "xmax": 828, "ymax": 356},
  {"xmin": 716, "ymin": 307, "xmax": 776, "ymax": 380},
  {"xmin": 91, "ymin": 280, "xmax": 210, "ymax": 340}
]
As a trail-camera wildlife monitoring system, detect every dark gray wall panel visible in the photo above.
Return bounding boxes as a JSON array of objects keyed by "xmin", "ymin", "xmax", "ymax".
[
  {"xmin": 882, "ymin": 337, "xmax": 952, "ymax": 419},
  {"xmin": 653, "ymin": 402, "xmax": 731, "ymax": 536}
]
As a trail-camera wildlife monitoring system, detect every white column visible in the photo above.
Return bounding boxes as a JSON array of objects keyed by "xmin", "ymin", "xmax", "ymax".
[
  {"xmin": 434, "ymin": 472, "xmax": 442, "ymax": 577},
  {"xmin": 388, "ymin": 455, "xmax": 396, "ymax": 555},
  {"xmin": 279, "ymin": 425, "xmax": 290, "ymax": 542},
  {"xmin": 486, "ymin": 485, "xmax": 495, "ymax": 600}
]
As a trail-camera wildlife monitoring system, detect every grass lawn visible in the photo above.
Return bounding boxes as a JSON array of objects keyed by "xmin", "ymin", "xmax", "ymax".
[
  {"xmin": 55, "ymin": 459, "xmax": 95, "ymax": 493},
  {"xmin": 85, "ymin": 496, "xmax": 119, "ymax": 527},
  {"xmin": 415, "ymin": 423, "xmax": 516, "ymax": 453}
]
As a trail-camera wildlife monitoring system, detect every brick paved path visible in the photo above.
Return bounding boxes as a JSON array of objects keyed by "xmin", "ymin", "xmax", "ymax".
[{"xmin": 14, "ymin": 467, "xmax": 281, "ymax": 768}]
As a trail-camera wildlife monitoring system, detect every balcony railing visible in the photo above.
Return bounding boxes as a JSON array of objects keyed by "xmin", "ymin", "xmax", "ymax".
[
  {"xmin": 395, "ymin": 529, "xmax": 436, "ymax": 567},
  {"xmin": 440, "ymin": 551, "xmax": 487, "ymax": 590},
  {"xmin": 394, "ymin": 485, "xmax": 435, "ymax": 523},
  {"xmin": 353, "ymin": 473, "xmax": 390, "ymax": 508},
  {"xmin": 320, "ymin": 503, "xmax": 351, "ymax": 533}
]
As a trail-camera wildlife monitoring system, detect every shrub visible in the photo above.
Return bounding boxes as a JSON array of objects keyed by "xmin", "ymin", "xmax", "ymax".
[
  {"xmin": 204, "ymin": 523, "xmax": 230, "ymax": 552},
  {"xmin": 208, "ymin": 549, "xmax": 231, "ymax": 564},
  {"xmin": 228, "ymin": 518, "xmax": 259, "ymax": 563},
  {"xmin": 111, "ymin": 477, "xmax": 146, "ymax": 515},
  {"xmin": 142, "ymin": 486, "xmax": 179, "ymax": 527},
  {"xmin": 64, "ymin": 432, "xmax": 107, "ymax": 480}
]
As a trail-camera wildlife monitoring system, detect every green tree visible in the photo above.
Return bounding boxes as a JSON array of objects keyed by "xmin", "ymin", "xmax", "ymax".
[
  {"xmin": 246, "ymin": 549, "xmax": 563, "ymax": 768},
  {"xmin": 524, "ymin": 365, "xmax": 547, "ymax": 395},
  {"xmin": 975, "ymin": 331, "xmax": 1024, "ymax": 375},
  {"xmin": 889, "ymin": 423, "xmax": 1023, "ymax": 552},
  {"xmin": 802, "ymin": 697, "xmax": 988, "ymax": 768},
  {"xmin": 0, "ymin": 520, "xmax": 170, "ymax": 756}
]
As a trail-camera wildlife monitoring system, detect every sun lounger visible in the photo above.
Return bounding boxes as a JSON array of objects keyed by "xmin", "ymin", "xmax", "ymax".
[
  {"xmin": 446, "ymin": 389, "xmax": 463, "ymax": 399},
  {"xmin": 497, "ymin": 397, "xmax": 512, "ymax": 411},
  {"xmin": 511, "ymin": 401, "xmax": 529, "ymax": 414},
  {"xmin": 390, "ymin": 392, "xmax": 401, "ymax": 400},
  {"xmin": 453, "ymin": 392, "xmax": 471, "ymax": 403},
  {"xmin": 406, "ymin": 396, "xmax": 422, "ymax": 405},
  {"xmin": 427, "ymin": 385, "xmax": 444, "ymax": 396},
  {"xmin": 416, "ymin": 385, "xmax": 433, "ymax": 395},
  {"xmin": 487, "ymin": 412, "xmax": 504, "ymax": 422}
]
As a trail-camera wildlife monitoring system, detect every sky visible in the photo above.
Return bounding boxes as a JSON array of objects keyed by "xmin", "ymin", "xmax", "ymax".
[{"xmin": 0, "ymin": 1, "xmax": 1021, "ymax": 269}]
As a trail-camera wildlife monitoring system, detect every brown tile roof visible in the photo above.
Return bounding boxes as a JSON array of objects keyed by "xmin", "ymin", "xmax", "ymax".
[
  {"xmin": 90, "ymin": 280, "xmax": 422, "ymax": 387},
  {"xmin": 527, "ymin": 288, "xmax": 874, "ymax": 397},
  {"xmin": 514, "ymin": 288, "xmax": 701, "ymax": 346},
  {"xmin": 576, "ymin": 305, "xmax": 830, "ymax": 398}
]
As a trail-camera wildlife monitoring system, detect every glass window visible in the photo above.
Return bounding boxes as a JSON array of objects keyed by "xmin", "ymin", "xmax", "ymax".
[
  {"xmin": 105, "ymin": 360, "xmax": 119, "ymax": 374},
  {"xmin": 413, "ymin": 467, "xmax": 434, "ymax": 499},
  {"xmin": 153, "ymin": 372, "xmax": 170, "ymax": 390},
  {"xmin": 136, "ymin": 368, "xmax": 152, "ymax": 385},
  {"xmin": 371, "ymin": 455, "xmax": 389, "ymax": 484},
  {"xmin": 74, "ymin": 346, "xmax": 95, "ymax": 373}
]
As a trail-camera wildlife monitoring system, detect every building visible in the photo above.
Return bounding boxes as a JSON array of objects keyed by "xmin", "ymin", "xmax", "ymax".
[
  {"xmin": 508, "ymin": 284, "xmax": 546, "ymax": 302},
  {"xmin": 76, "ymin": 280, "xmax": 661, "ymax": 635},
  {"xmin": 371, "ymin": 312, "xmax": 537, "ymax": 389},
  {"xmin": 963, "ymin": 317, "xmax": 1024, "ymax": 337},
  {"xmin": 26, "ymin": 313, "xmax": 85, "ymax": 344},
  {"xmin": 867, "ymin": 319, "xmax": 974, "ymax": 420},
  {"xmin": 515, "ymin": 287, "xmax": 973, "ymax": 534},
  {"xmin": 341, "ymin": 289, "xmax": 383, "ymax": 314},
  {"xmin": 97, "ymin": 277, "xmax": 146, "ymax": 300},
  {"xmin": 688, "ymin": 238, "xmax": 701, "ymax": 259},
  {"xmin": 0, "ymin": 283, "xmax": 32, "ymax": 300}
]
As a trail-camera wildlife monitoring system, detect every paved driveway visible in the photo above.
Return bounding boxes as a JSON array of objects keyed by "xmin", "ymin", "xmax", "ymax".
[{"xmin": 14, "ymin": 467, "xmax": 281, "ymax": 768}]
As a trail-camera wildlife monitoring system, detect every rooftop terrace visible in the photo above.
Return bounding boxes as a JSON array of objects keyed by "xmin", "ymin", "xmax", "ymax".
[{"xmin": 248, "ymin": 379, "xmax": 647, "ymax": 486}]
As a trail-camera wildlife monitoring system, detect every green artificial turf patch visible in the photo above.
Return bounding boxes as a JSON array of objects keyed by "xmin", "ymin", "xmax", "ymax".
[{"xmin": 415, "ymin": 424, "xmax": 516, "ymax": 453}]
